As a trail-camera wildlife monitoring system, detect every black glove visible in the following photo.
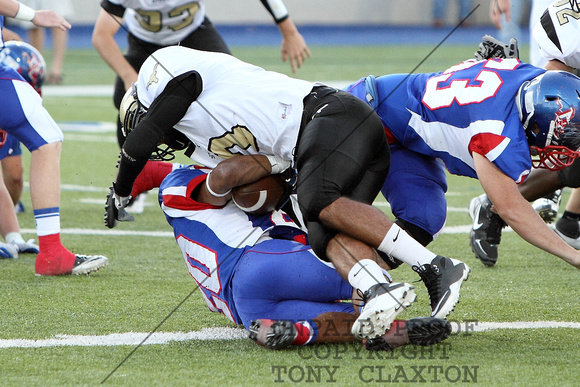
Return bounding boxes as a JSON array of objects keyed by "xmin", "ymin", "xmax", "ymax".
[
  {"xmin": 474, "ymin": 35, "xmax": 519, "ymax": 61},
  {"xmin": 104, "ymin": 185, "xmax": 135, "ymax": 229}
]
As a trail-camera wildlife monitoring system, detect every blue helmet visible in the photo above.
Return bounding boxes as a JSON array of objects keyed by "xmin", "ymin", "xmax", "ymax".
[
  {"xmin": 517, "ymin": 71, "xmax": 580, "ymax": 170},
  {"xmin": 0, "ymin": 41, "xmax": 46, "ymax": 94}
]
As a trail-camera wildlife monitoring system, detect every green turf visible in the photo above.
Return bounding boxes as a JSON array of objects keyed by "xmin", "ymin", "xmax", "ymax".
[{"xmin": 1, "ymin": 44, "xmax": 579, "ymax": 386}]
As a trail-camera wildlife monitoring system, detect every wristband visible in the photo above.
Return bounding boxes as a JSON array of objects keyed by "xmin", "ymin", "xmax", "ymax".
[
  {"xmin": 15, "ymin": 3, "xmax": 35, "ymax": 21},
  {"xmin": 205, "ymin": 171, "xmax": 231, "ymax": 197},
  {"xmin": 265, "ymin": 155, "xmax": 291, "ymax": 174}
]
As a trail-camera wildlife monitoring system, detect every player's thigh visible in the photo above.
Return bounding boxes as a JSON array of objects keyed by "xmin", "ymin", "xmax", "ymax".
[
  {"xmin": 296, "ymin": 94, "xmax": 388, "ymax": 219},
  {"xmin": 232, "ymin": 239, "xmax": 353, "ymax": 305},
  {"xmin": 382, "ymin": 145, "xmax": 448, "ymax": 238},
  {"xmin": 0, "ymin": 78, "xmax": 62, "ymax": 151}
]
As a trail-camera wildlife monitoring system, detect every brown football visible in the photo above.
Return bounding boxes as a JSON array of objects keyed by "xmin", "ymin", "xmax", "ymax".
[{"xmin": 232, "ymin": 174, "xmax": 286, "ymax": 215}]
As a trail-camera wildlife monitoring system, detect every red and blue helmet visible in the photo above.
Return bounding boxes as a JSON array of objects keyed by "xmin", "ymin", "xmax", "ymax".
[
  {"xmin": 0, "ymin": 41, "xmax": 46, "ymax": 95},
  {"xmin": 517, "ymin": 71, "xmax": 580, "ymax": 171}
]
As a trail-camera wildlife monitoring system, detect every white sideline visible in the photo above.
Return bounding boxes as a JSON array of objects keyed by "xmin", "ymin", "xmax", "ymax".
[{"xmin": 1, "ymin": 322, "xmax": 578, "ymax": 348}]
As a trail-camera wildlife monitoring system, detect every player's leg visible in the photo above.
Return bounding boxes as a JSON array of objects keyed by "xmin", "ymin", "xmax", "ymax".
[
  {"xmin": 180, "ymin": 17, "xmax": 231, "ymax": 54},
  {"xmin": 1, "ymin": 76, "xmax": 108, "ymax": 275},
  {"xmin": 0, "ymin": 136, "xmax": 24, "ymax": 208},
  {"xmin": 0, "ymin": 167, "xmax": 20, "ymax": 258}
]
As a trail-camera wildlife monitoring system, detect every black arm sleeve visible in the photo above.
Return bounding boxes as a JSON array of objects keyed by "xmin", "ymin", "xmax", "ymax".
[
  {"xmin": 115, "ymin": 71, "xmax": 203, "ymax": 196},
  {"xmin": 260, "ymin": 0, "xmax": 289, "ymax": 23},
  {"xmin": 100, "ymin": 0, "xmax": 126, "ymax": 18}
]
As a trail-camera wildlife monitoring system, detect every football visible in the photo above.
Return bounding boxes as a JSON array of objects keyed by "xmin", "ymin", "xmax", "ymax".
[{"xmin": 232, "ymin": 174, "xmax": 287, "ymax": 215}]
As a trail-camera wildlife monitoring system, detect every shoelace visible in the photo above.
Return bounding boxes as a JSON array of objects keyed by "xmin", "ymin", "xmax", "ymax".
[
  {"xmin": 487, "ymin": 212, "xmax": 506, "ymax": 244},
  {"xmin": 412, "ymin": 264, "xmax": 441, "ymax": 308}
]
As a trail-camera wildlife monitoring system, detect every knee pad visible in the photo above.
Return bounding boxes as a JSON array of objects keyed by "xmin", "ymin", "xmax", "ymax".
[
  {"xmin": 395, "ymin": 219, "xmax": 433, "ymax": 247},
  {"xmin": 306, "ymin": 221, "xmax": 337, "ymax": 262}
]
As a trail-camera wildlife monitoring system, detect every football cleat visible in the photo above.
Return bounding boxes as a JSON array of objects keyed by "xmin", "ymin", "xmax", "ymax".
[
  {"xmin": 554, "ymin": 215, "xmax": 580, "ymax": 249},
  {"xmin": 351, "ymin": 282, "xmax": 416, "ymax": 340},
  {"xmin": 0, "ymin": 242, "xmax": 18, "ymax": 259},
  {"xmin": 104, "ymin": 186, "xmax": 134, "ymax": 228},
  {"xmin": 71, "ymin": 254, "xmax": 109, "ymax": 275},
  {"xmin": 364, "ymin": 317, "xmax": 452, "ymax": 351},
  {"xmin": 249, "ymin": 319, "xmax": 297, "ymax": 350},
  {"xmin": 413, "ymin": 256, "xmax": 470, "ymax": 319},
  {"xmin": 468, "ymin": 194, "xmax": 506, "ymax": 266},
  {"xmin": 532, "ymin": 190, "xmax": 562, "ymax": 223},
  {"xmin": 14, "ymin": 201, "xmax": 25, "ymax": 213}
]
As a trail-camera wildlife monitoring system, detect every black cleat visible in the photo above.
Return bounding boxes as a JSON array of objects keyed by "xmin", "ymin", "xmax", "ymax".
[
  {"xmin": 249, "ymin": 319, "xmax": 297, "ymax": 350},
  {"xmin": 468, "ymin": 194, "xmax": 505, "ymax": 266},
  {"xmin": 413, "ymin": 256, "xmax": 469, "ymax": 319},
  {"xmin": 364, "ymin": 317, "xmax": 452, "ymax": 351}
]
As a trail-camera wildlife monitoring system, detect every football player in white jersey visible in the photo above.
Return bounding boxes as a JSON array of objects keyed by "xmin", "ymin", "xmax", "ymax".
[
  {"xmin": 0, "ymin": 0, "xmax": 109, "ymax": 275},
  {"xmin": 470, "ymin": 0, "xmax": 580, "ymax": 264},
  {"xmin": 92, "ymin": 0, "xmax": 311, "ymax": 148},
  {"xmin": 107, "ymin": 46, "xmax": 471, "ymax": 341}
]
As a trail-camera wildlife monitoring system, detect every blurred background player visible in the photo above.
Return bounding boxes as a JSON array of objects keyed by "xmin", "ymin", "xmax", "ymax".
[
  {"xmin": 6, "ymin": 0, "xmax": 72, "ymax": 84},
  {"xmin": 0, "ymin": 40, "xmax": 45, "ymax": 258},
  {"xmin": 432, "ymin": 0, "xmax": 473, "ymax": 28},
  {"xmin": 470, "ymin": 1, "xmax": 580, "ymax": 265},
  {"xmin": 0, "ymin": 0, "xmax": 108, "ymax": 275},
  {"xmin": 92, "ymin": 0, "xmax": 311, "ymax": 149},
  {"xmin": 120, "ymin": 156, "xmax": 452, "ymax": 351},
  {"xmin": 489, "ymin": 0, "xmax": 554, "ymax": 66}
]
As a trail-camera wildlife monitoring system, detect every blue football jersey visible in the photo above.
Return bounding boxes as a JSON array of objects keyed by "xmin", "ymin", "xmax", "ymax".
[
  {"xmin": 352, "ymin": 60, "xmax": 547, "ymax": 183},
  {"xmin": 159, "ymin": 165, "xmax": 304, "ymax": 324}
]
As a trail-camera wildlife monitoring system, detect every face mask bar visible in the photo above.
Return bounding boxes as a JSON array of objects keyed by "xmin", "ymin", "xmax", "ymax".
[{"xmin": 530, "ymin": 145, "xmax": 580, "ymax": 171}]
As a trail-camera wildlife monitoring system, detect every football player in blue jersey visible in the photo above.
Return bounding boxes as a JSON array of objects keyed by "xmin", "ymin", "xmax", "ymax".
[
  {"xmin": 0, "ymin": 40, "xmax": 45, "ymax": 258},
  {"xmin": 0, "ymin": 0, "xmax": 109, "ymax": 275},
  {"xmin": 345, "ymin": 57, "xmax": 580, "ymax": 270},
  {"xmin": 120, "ymin": 158, "xmax": 452, "ymax": 351}
]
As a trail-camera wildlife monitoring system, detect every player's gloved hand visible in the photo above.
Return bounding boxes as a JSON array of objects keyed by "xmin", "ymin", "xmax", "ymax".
[
  {"xmin": 13, "ymin": 239, "xmax": 39, "ymax": 254},
  {"xmin": 474, "ymin": 35, "xmax": 519, "ymax": 61},
  {"xmin": 104, "ymin": 185, "xmax": 135, "ymax": 229}
]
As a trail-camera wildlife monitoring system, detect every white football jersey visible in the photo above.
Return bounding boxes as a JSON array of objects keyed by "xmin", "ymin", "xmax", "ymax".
[
  {"xmin": 108, "ymin": 0, "xmax": 206, "ymax": 45},
  {"xmin": 533, "ymin": 0, "xmax": 580, "ymax": 69},
  {"xmin": 136, "ymin": 46, "xmax": 316, "ymax": 167}
]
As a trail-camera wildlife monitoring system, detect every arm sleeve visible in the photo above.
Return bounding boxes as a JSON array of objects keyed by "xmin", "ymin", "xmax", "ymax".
[
  {"xmin": 115, "ymin": 71, "xmax": 203, "ymax": 196},
  {"xmin": 100, "ymin": 0, "xmax": 126, "ymax": 18},
  {"xmin": 260, "ymin": 0, "xmax": 289, "ymax": 23}
]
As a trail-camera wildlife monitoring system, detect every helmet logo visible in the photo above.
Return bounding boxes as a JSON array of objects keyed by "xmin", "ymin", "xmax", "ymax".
[
  {"xmin": 552, "ymin": 98, "xmax": 575, "ymax": 142},
  {"xmin": 147, "ymin": 63, "xmax": 159, "ymax": 90},
  {"xmin": 21, "ymin": 51, "xmax": 44, "ymax": 87}
]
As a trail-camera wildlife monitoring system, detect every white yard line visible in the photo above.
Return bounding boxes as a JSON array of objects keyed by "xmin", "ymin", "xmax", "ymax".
[{"xmin": 1, "ymin": 322, "xmax": 578, "ymax": 348}]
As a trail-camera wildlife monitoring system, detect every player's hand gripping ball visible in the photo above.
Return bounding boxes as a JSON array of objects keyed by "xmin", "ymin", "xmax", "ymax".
[{"xmin": 232, "ymin": 174, "xmax": 288, "ymax": 215}]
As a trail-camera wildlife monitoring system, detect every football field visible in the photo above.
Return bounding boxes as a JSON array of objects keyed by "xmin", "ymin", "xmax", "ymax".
[{"xmin": 1, "ymin": 43, "xmax": 579, "ymax": 386}]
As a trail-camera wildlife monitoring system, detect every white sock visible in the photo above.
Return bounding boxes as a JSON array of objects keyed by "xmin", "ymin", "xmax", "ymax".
[
  {"xmin": 348, "ymin": 259, "xmax": 389, "ymax": 293},
  {"xmin": 378, "ymin": 224, "xmax": 436, "ymax": 267}
]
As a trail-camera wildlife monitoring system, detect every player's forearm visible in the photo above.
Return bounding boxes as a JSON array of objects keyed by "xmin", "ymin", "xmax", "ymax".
[
  {"xmin": 0, "ymin": 0, "xmax": 20, "ymax": 18},
  {"xmin": 92, "ymin": 32, "xmax": 137, "ymax": 85}
]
